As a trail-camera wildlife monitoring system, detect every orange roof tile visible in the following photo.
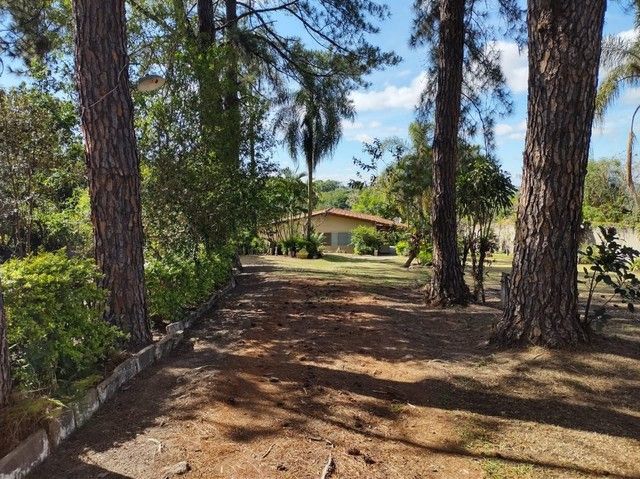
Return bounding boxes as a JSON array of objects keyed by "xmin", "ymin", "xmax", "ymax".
[{"xmin": 276, "ymin": 208, "xmax": 407, "ymax": 228}]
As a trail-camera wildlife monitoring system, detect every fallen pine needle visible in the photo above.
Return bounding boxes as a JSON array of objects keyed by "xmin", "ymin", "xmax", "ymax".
[
  {"xmin": 320, "ymin": 454, "xmax": 335, "ymax": 479},
  {"xmin": 261, "ymin": 443, "xmax": 275, "ymax": 459},
  {"xmin": 307, "ymin": 436, "xmax": 334, "ymax": 447}
]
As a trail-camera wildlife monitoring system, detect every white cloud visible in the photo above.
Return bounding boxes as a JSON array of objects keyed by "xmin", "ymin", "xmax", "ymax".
[
  {"xmin": 623, "ymin": 87, "xmax": 640, "ymax": 105},
  {"xmin": 352, "ymin": 133, "xmax": 374, "ymax": 143},
  {"xmin": 495, "ymin": 120, "xmax": 527, "ymax": 141},
  {"xmin": 343, "ymin": 120, "xmax": 405, "ymax": 144},
  {"xmin": 351, "ymin": 41, "xmax": 528, "ymax": 112},
  {"xmin": 344, "ymin": 121, "xmax": 364, "ymax": 130},
  {"xmin": 492, "ymin": 41, "xmax": 528, "ymax": 93},
  {"xmin": 350, "ymin": 73, "xmax": 427, "ymax": 112}
]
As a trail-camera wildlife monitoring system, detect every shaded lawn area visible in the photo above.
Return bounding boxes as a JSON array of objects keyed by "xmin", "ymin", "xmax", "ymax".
[{"xmin": 30, "ymin": 254, "xmax": 640, "ymax": 479}]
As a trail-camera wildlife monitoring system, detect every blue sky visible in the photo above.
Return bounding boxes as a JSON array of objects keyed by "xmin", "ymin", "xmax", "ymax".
[
  {"xmin": 1, "ymin": 3, "xmax": 637, "ymax": 186},
  {"xmin": 280, "ymin": 2, "xmax": 638, "ymax": 185}
]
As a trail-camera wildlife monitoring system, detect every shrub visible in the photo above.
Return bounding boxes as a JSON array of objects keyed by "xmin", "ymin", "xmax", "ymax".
[
  {"xmin": 281, "ymin": 235, "xmax": 303, "ymax": 255},
  {"xmin": 1, "ymin": 251, "xmax": 123, "ymax": 393},
  {"xmin": 298, "ymin": 232, "xmax": 325, "ymax": 258},
  {"xmin": 296, "ymin": 248, "xmax": 310, "ymax": 259},
  {"xmin": 396, "ymin": 240, "xmax": 410, "ymax": 256},
  {"xmin": 146, "ymin": 247, "xmax": 233, "ymax": 323},
  {"xmin": 351, "ymin": 225, "xmax": 383, "ymax": 255},
  {"xmin": 249, "ymin": 236, "xmax": 269, "ymax": 255},
  {"xmin": 417, "ymin": 244, "xmax": 433, "ymax": 265},
  {"xmin": 579, "ymin": 226, "xmax": 640, "ymax": 331}
]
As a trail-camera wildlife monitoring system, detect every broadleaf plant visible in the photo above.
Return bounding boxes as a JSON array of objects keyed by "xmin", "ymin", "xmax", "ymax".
[{"xmin": 579, "ymin": 226, "xmax": 640, "ymax": 331}]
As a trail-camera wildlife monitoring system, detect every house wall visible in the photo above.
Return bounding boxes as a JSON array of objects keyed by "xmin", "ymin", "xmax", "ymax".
[
  {"xmin": 279, "ymin": 214, "xmax": 380, "ymax": 253},
  {"xmin": 313, "ymin": 215, "xmax": 376, "ymax": 253}
]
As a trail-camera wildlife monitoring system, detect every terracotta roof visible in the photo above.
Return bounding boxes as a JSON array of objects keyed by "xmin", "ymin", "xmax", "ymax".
[
  {"xmin": 312, "ymin": 208, "xmax": 405, "ymax": 227},
  {"xmin": 272, "ymin": 208, "xmax": 407, "ymax": 228}
]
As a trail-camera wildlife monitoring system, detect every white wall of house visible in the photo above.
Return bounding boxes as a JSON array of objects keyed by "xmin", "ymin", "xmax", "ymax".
[{"xmin": 282, "ymin": 214, "xmax": 381, "ymax": 253}]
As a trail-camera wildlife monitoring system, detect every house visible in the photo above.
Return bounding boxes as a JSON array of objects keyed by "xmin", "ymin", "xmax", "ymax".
[{"xmin": 271, "ymin": 208, "xmax": 406, "ymax": 253}]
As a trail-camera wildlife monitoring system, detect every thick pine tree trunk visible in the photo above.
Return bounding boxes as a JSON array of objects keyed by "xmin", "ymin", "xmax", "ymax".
[
  {"xmin": 196, "ymin": 0, "xmax": 220, "ymax": 134},
  {"xmin": 426, "ymin": 0, "xmax": 469, "ymax": 306},
  {"xmin": 224, "ymin": 0, "xmax": 241, "ymax": 168},
  {"xmin": 0, "ymin": 289, "xmax": 10, "ymax": 406},
  {"xmin": 197, "ymin": 0, "xmax": 215, "ymax": 43},
  {"xmin": 492, "ymin": 0, "xmax": 606, "ymax": 347},
  {"xmin": 73, "ymin": 0, "xmax": 151, "ymax": 348}
]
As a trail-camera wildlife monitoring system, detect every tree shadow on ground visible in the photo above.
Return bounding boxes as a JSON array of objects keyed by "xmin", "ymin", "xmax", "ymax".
[{"xmin": 29, "ymin": 259, "xmax": 640, "ymax": 478}]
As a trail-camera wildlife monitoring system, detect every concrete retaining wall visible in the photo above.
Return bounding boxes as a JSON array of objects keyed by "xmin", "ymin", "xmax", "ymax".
[
  {"xmin": 494, "ymin": 222, "xmax": 640, "ymax": 254},
  {"xmin": 0, "ymin": 273, "xmax": 237, "ymax": 479}
]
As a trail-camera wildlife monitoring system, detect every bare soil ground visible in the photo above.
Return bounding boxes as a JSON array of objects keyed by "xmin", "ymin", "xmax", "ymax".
[{"xmin": 29, "ymin": 255, "xmax": 640, "ymax": 479}]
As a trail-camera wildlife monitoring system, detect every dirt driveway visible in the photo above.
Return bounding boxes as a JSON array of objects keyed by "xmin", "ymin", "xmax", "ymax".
[{"xmin": 30, "ymin": 255, "xmax": 640, "ymax": 479}]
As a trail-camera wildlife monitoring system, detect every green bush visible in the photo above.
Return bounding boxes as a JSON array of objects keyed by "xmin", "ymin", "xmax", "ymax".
[
  {"xmin": 351, "ymin": 225, "xmax": 383, "ymax": 255},
  {"xmin": 1, "ymin": 251, "xmax": 123, "ymax": 393},
  {"xmin": 250, "ymin": 236, "xmax": 269, "ymax": 254},
  {"xmin": 146, "ymin": 247, "xmax": 233, "ymax": 322},
  {"xmin": 298, "ymin": 232, "xmax": 325, "ymax": 258},
  {"xmin": 396, "ymin": 240, "xmax": 410, "ymax": 256},
  {"xmin": 281, "ymin": 235, "xmax": 303, "ymax": 255},
  {"xmin": 417, "ymin": 244, "xmax": 433, "ymax": 265}
]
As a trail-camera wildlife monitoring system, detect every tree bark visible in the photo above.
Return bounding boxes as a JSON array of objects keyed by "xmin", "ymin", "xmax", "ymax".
[
  {"xmin": 0, "ymin": 288, "xmax": 10, "ymax": 406},
  {"xmin": 626, "ymin": 126, "xmax": 636, "ymax": 196},
  {"xmin": 426, "ymin": 0, "xmax": 469, "ymax": 306},
  {"xmin": 492, "ymin": 0, "xmax": 606, "ymax": 347},
  {"xmin": 224, "ymin": 0, "xmax": 241, "ymax": 168},
  {"xmin": 403, "ymin": 232, "xmax": 422, "ymax": 268},
  {"xmin": 474, "ymin": 245, "xmax": 486, "ymax": 303},
  {"xmin": 73, "ymin": 0, "xmax": 151, "ymax": 348},
  {"xmin": 197, "ymin": 0, "xmax": 215, "ymax": 44},
  {"xmin": 196, "ymin": 0, "xmax": 219, "ymax": 129},
  {"xmin": 306, "ymin": 153, "xmax": 314, "ymax": 240}
]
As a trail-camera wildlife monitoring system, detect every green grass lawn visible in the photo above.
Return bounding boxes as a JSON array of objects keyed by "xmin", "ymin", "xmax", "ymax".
[
  {"xmin": 251, "ymin": 251, "xmax": 613, "ymax": 299},
  {"xmin": 251, "ymin": 251, "xmax": 513, "ymax": 293},
  {"xmin": 250, "ymin": 253, "xmax": 430, "ymax": 288}
]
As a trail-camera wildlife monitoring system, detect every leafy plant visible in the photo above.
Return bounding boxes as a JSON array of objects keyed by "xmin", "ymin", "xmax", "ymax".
[
  {"xmin": 396, "ymin": 240, "xmax": 410, "ymax": 256},
  {"xmin": 1, "ymin": 251, "xmax": 123, "ymax": 394},
  {"xmin": 280, "ymin": 235, "xmax": 304, "ymax": 256},
  {"xmin": 417, "ymin": 244, "xmax": 433, "ymax": 265},
  {"xmin": 457, "ymin": 147, "xmax": 516, "ymax": 302},
  {"xmin": 299, "ymin": 231, "xmax": 325, "ymax": 258},
  {"xmin": 145, "ymin": 247, "xmax": 233, "ymax": 324},
  {"xmin": 579, "ymin": 226, "xmax": 640, "ymax": 330},
  {"xmin": 351, "ymin": 225, "xmax": 383, "ymax": 255},
  {"xmin": 250, "ymin": 237, "xmax": 269, "ymax": 255}
]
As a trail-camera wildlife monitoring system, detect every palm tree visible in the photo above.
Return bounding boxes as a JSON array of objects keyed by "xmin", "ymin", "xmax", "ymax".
[
  {"xmin": 596, "ymin": 31, "xmax": 640, "ymax": 194},
  {"xmin": 275, "ymin": 77, "xmax": 355, "ymax": 239}
]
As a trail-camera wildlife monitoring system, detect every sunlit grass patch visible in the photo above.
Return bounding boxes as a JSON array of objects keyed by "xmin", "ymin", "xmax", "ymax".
[{"xmin": 482, "ymin": 459, "xmax": 536, "ymax": 479}]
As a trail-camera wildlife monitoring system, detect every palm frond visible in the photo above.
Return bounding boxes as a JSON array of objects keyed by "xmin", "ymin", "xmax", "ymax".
[
  {"xmin": 601, "ymin": 35, "xmax": 635, "ymax": 69},
  {"xmin": 596, "ymin": 64, "xmax": 640, "ymax": 119}
]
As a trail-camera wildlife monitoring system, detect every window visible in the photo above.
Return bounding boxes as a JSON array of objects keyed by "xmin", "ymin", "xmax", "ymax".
[
  {"xmin": 321, "ymin": 233, "xmax": 332, "ymax": 245},
  {"xmin": 337, "ymin": 232, "xmax": 352, "ymax": 246}
]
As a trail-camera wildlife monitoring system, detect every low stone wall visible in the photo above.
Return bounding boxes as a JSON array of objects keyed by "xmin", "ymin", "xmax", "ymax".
[
  {"xmin": 0, "ymin": 273, "xmax": 238, "ymax": 479},
  {"xmin": 493, "ymin": 222, "xmax": 640, "ymax": 254}
]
